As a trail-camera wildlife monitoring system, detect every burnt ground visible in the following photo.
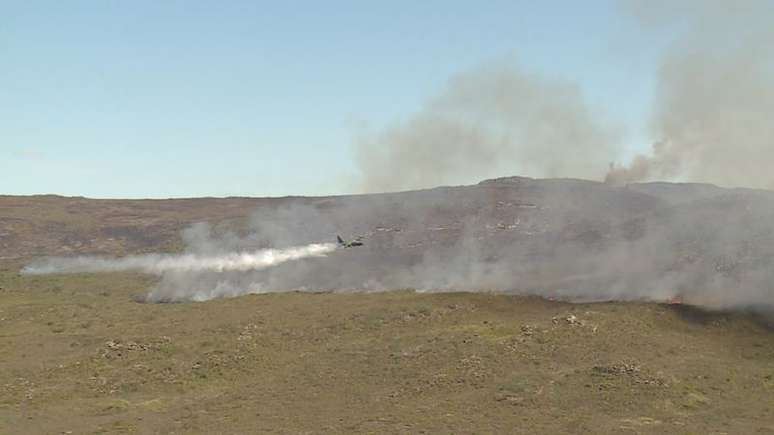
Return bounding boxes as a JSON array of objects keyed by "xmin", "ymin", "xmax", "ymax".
[{"xmin": 2, "ymin": 177, "xmax": 774, "ymax": 433}]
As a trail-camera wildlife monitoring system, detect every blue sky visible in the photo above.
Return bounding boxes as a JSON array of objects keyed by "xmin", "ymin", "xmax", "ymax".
[{"xmin": 2, "ymin": 0, "xmax": 669, "ymax": 198}]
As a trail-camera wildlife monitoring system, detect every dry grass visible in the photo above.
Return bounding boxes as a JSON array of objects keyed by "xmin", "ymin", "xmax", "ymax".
[{"xmin": 2, "ymin": 266, "xmax": 773, "ymax": 434}]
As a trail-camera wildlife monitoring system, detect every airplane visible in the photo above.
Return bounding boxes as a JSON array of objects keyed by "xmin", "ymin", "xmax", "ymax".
[{"xmin": 337, "ymin": 234, "xmax": 364, "ymax": 248}]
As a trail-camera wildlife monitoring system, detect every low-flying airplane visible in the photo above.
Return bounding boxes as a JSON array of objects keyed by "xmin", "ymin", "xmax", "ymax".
[{"xmin": 337, "ymin": 235, "xmax": 364, "ymax": 248}]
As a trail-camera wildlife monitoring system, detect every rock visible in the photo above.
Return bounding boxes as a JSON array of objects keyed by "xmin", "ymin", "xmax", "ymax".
[{"xmin": 552, "ymin": 314, "xmax": 583, "ymax": 326}]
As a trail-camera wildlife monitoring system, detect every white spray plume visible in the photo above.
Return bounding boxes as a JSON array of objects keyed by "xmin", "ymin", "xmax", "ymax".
[{"xmin": 22, "ymin": 243, "xmax": 337, "ymax": 275}]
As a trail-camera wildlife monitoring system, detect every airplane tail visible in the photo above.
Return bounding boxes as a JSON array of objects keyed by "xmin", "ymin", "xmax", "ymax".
[{"xmin": 337, "ymin": 235, "xmax": 344, "ymax": 245}]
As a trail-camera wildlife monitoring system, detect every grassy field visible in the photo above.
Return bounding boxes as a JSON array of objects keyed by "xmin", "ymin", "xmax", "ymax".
[{"xmin": 2, "ymin": 262, "xmax": 774, "ymax": 434}]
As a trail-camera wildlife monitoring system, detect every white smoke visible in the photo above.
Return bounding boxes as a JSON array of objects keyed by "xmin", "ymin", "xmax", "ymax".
[{"xmin": 22, "ymin": 242, "xmax": 337, "ymax": 301}]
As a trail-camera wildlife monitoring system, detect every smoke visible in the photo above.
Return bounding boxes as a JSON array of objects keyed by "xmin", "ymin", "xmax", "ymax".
[
  {"xmin": 22, "ymin": 243, "xmax": 336, "ymax": 275},
  {"xmin": 354, "ymin": 64, "xmax": 621, "ymax": 193},
  {"xmin": 22, "ymin": 201, "xmax": 384, "ymax": 302},
  {"xmin": 19, "ymin": 179, "xmax": 774, "ymax": 313},
  {"xmin": 353, "ymin": 1, "xmax": 774, "ymax": 192},
  {"xmin": 607, "ymin": 0, "xmax": 774, "ymax": 188},
  {"xmin": 23, "ymin": 238, "xmax": 337, "ymax": 301}
]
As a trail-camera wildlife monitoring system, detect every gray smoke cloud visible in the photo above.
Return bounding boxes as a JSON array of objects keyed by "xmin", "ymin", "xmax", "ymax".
[
  {"xmin": 354, "ymin": 1, "xmax": 774, "ymax": 192},
  {"xmin": 354, "ymin": 64, "xmax": 622, "ymax": 193},
  {"xmin": 606, "ymin": 0, "xmax": 774, "ymax": 188},
  {"xmin": 19, "ymin": 178, "xmax": 774, "ymax": 314},
  {"xmin": 162, "ymin": 182, "xmax": 774, "ymax": 313}
]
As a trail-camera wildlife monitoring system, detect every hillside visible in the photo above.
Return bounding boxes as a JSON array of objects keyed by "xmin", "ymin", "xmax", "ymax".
[
  {"xmin": 5, "ymin": 177, "xmax": 774, "ymax": 310},
  {"xmin": 2, "ymin": 177, "xmax": 774, "ymax": 433},
  {"xmin": 0, "ymin": 195, "xmax": 265, "ymax": 259}
]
